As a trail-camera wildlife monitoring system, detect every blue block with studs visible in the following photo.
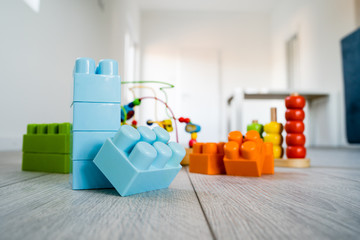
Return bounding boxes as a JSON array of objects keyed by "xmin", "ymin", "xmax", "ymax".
[
  {"xmin": 72, "ymin": 102, "xmax": 120, "ymax": 131},
  {"xmin": 71, "ymin": 57, "xmax": 121, "ymax": 190},
  {"xmin": 71, "ymin": 160, "xmax": 112, "ymax": 190},
  {"xmin": 93, "ymin": 125, "xmax": 185, "ymax": 196},
  {"xmin": 72, "ymin": 131, "xmax": 118, "ymax": 160},
  {"xmin": 73, "ymin": 58, "xmax": 121, "ymax": 103}
]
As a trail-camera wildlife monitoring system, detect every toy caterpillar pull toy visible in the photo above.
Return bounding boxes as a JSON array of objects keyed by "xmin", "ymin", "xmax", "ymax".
[{"xmin": 179, "ymin": 117, "xmax": 201, "ymax": 147}]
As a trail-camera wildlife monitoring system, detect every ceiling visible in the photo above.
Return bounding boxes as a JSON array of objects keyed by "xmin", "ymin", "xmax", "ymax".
[{"xmin": 137, "ymin": 0, "xmax": 284, "ymax": 13}]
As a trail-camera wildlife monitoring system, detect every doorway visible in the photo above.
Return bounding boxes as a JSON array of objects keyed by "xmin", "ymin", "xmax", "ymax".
[{"xmin": 177, "ymin": 49, "xmax": 221, "ymax": 144}]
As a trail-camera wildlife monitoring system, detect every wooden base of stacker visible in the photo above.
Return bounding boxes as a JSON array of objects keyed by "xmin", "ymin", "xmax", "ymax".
[
  {"xmin": 274, "ymin": 158, "xmax": 310, "ymax": 168},
  {"xmin": 181, "ymin": 148, "xmax": 193, "ymax": 166}
]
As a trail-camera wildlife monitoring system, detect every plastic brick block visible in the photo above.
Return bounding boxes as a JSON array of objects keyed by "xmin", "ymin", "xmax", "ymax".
[
  {"xmin": 22, "ymin": 123, "xmax": 71, "ymax": 173},
  {"xmin": 72, "ymin": 102, "xmax": 120, "ymax": 131},
  {"xmin": 93, "ymin": 125, "xmax": 186, "ymax": 196},
  {"xmin": 180, "ymin": 148, "xmax": 193, "ymax": 165},
  {"xmin": 71, "ymin": 160, "xmax": 112, "ymax": 189},
  {"xmin": 73, "ymin": 58, "xmax": 121, "ymax": 103},
  {"xmin": 223, "ymin": 130, "xmax": 274, "ymax": 177},
  {"xmin": 72, "ymin": 131, "xmax": 117, "ymax": 160},
  {"xmin": 262, "ymin": 142, "xmax": 275, "ymax": 174},
  {"xmin": 22, "ymin": 123, "xmax": 71, "ymax": 154},
  {"xmin": 22, "ymin": 153, "xmax": 70, "ymax": 173},
  {"xmin": 189, "ymin": 142, "xmax": 226, "ymax": 175},
  {"xmin": 71, "ymin": 57, "xmax": 121, "ymax": 190}
]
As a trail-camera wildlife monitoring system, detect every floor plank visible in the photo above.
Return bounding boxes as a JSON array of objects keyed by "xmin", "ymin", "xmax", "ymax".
[
  {"xmin": 188, "ymin": 148, "xmax": 360, "ymax": 240},
  {"xmin": 306, "ymin": 148, "xmax": 360, "ymax": 182},
  {"xmin": 0, "ymin": 151, "xmax": 48, "ymax": 187},
  {"xmin": 0, "ymin": 167, "xmax": 213, "ymax": 240},
  {"xmin": 308, "ymin": 147, "xmax": 360, "ymax": 169},
  {"xmin": 1, "ymin": 148, "xmax": 359, "ymax": 240}
]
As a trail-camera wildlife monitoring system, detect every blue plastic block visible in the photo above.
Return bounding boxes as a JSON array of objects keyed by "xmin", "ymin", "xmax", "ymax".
[
  {"xmin": 153, "ymin": 127, "xmax": 170, "ymax": 143},
  {"xmin": 72, "ymin": 102, "xmax": 121, "ymax": 131},
  {"xmin": 72, "ymin": 131, "xmax": 117, "ymax": 160},
  {"xmin": 93, "ymin": 125, "xmax": 185, "ymax": 196},
  {"xmin": 73, "ymin": 58, "xmax": 121, "ymax": 103},
  {"xmin": 71, "ymin": 160, "xmax": 112, "ymax": 189}
]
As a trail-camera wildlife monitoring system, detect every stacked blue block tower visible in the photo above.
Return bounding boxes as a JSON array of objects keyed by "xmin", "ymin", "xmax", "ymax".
[{"xmin": 71, "ymin": 57, "xmax": 121, "ymax": 189}]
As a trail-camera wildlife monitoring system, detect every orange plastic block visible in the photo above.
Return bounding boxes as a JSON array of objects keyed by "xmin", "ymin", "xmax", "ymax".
[
  {"xmin": 189, "ymin": 142, "xmax": 226, "ymax": 175},
  {"xmin": 262, "ymin": 142, "xmax": 274, "ymax": 174},
  {"xmin": 224, "ymin": 130, "xmax": 274, "ymax": 177}
]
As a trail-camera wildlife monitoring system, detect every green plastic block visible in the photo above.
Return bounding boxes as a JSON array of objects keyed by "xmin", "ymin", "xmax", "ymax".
[
  {"xmin": 22, "ymin": 153, "xmax": 70, "ymax": 173},
  {"xmin": 23, "ymin": 123, "xmax": 71, "ymax": 154}
]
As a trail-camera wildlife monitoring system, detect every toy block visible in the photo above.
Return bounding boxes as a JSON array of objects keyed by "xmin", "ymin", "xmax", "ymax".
[
  {"xmin": 73, "ymin": 58, "xmax": 121, "ymax": 103},
  {"xmin": 71, "ymin": 57, "xmax": 121, "ymax": 190},
  {"xmin": 180, "ymin": 148, "xmax": 193, "ymax": 165},
  {"xmin": 189, "ymin": 142, "xmax": 226, "ymax": 175},
  {"xmin": 72, "ymin": 131, "xmax": 117, "ymax": 160},
  {"xmin": 223, "ymin": 130, "xmax": 274, "ymax": 177},
  {"xmin": 22, "ymin": 123, "xmax": 71, "ymax": 173},
  {"xmin": 262, "ymin": 142, "xmax": 274, "ymax": 174},
  {"xmin": 93, "ymin": 125, "xmax": 186, "ymax": 196},
  {"xmin": 23, "ymin": 123, "xmax": 71, "ymax": 154},
  {"xmin": 72, "ymin": 102, "xmax": 121, "ymax": 131},
  {"xmin": 71, "ymin": 160, "xmax": 112, "ymax": 189},
  {"xmin": 22, "ymin": 153, "xmax": 70, "ymax": 173}
]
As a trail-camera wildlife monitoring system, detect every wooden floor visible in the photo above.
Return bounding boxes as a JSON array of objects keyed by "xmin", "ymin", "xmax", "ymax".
[{"xmin": 1, "ymin": 148, "xmax": 360, "ymax": 240}]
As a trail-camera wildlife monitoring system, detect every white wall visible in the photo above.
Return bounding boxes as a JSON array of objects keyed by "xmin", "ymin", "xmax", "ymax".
[
  {"xmin": 140, "ymin": 11, "xmax": 272, "ymax": 144},
  {"xmin": 2, "ymin": 0, "xmax": 355, "ymax": 150},
  {"xmin": 271, "ymin": 0, "xmax": 357, "ymax": 146},
  {"xmin": 108, "ymin": 0, "xmax": 140, "ymax": 77},
  {"xmin": 107, "ymin": 0, "xmax": 141, "ymax": 103},
  {"xmin": 0, "ymin": 0, "xmax": 140, "ymax": 150},
  {"xmin": 141, "ymin": 11, "xmax": 272, "ymax": 97}
]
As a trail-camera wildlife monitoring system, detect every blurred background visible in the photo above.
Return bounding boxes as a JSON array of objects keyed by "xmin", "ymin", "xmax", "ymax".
[{"xmin": 0, "ymin": 0, "xmax": 359, "ymax": 149}]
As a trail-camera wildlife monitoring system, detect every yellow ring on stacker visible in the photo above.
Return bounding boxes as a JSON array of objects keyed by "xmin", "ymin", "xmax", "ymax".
[
  {"xmin": 273, "ymin": 145, "xmax": 283, "ymax": 158},
  {"xmin": 264, "ymin": 133, "xmax": 283, "ymax": 145},
  {"xmin": 264, "ymin": 122, "xmax": 283, "ymax": 134}
]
